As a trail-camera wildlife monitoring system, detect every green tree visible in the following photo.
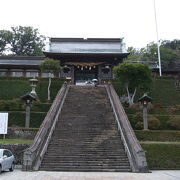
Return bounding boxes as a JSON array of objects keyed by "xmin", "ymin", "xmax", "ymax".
[
  {"xmin": 0, "ymin": 30, "xmax": 12, "ymax": 54},
  {"xmin": 142, "ymin": 41, "xmax": 180, "ymax": 69},
  {"xmin": 126, "ymin": 47, "xmax": 142, "ymax": 62},
  {"xmin": 113, "ymin": 62, "xmax": 152, "ymax": 105},
  {"xmin": 10, "ymin": 26, "xmax": 45, "ymax": 56},
  {"xmin": 161, "ymin": 39, "xmax": 180, "ymax": 51},
  {"xmin": 40, "ymin": 58, "xmax": 60, "ymax": 101},
  {"xmin": 0, "ymin": 26, "xmax": 45, "ymax": 56}
]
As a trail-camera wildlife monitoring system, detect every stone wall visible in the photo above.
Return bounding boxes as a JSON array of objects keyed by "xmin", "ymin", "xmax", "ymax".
[
  {"xmin": 0, "ymin": 128, "xmax": 38, "ymax": 139},
  {"xmin": 0, "ymin": 143, "xmax": 30, "ymax": 164}
]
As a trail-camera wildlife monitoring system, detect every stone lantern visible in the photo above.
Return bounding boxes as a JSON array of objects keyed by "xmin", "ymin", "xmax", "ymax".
[
  {"xmin": 21, "ymin": 93, "xmax": 37, "ymax": 128},
  {"xmin": 138, "ymin": 93, "xmax": 152, "ymax": 130},
  {"xmin": 29, "ymin": 78, "xmax": 38, "ymax": 96}
]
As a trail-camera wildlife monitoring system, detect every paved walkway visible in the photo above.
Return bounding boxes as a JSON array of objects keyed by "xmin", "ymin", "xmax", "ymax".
[{"xmin": 1, "ymin": 170, "xmax": 180, "ymax": 180}]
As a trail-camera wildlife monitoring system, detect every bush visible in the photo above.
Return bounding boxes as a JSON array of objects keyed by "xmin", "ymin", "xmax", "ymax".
[
  {"xmin": 132, "ymin": 112, "xmax": 143, "ymax": 125},
  {"xmin": 128, "ymin": 113, "xmax": 180, "ymax": 130},
  {"xmin": 148, "ymin": 115, "xmax": 161, "ymax": 130},
  {"xmin": 167, "ymin": 116, "xmax": 180, "ymax": 130},
  {"xmin": 129, "ymin": 103, "xmax": 140, "ymax": 111},
  {"xmin": 132, "ymin": 113, "xmax": 160, "ymax": 130},
  {"xmin": 135, "ymin": 121, "xmax": 143, "ymax": 130}
]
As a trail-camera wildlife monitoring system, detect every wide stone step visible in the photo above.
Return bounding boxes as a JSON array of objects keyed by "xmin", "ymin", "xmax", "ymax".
[
  {"xmin": 49, "ymin": 140, "xmax": 122, "ymax": 143},
  {"xmin": 41, "ymin": 162, "xmax": 130, "ymax": 167},
  {"xmin": 50, "ymin": 138, "xmax": 121, "ymax": 142},
  {"xmin": 46, "ymin": 151, "xmax": 125, "ymax": 155},
  {"xmin": 39, "ymin": 168, "xmax": 131, "ymax": 172},
  {"xmin": 39, "ymin": 166, "xmax": 131, "ymax": 172},
  {"xmin": 47, "ymin": 145, "xmax": 124, "ymax": 149},
  {"xmin": 52, "ymin": 131, "xmax": 118, "ymax": 134},
  {"xmin": 42, "ymin": 157, "xmax": 129, "ymax": 162},
  {"xmin": 41, "ymin": 154, "xmax": 128, "ymax": 161},
  {"xmin": 45, "ymin": 153, "xmax": 126, "ymax": 157},
  {"xmin": 42, "ymin": 160, "xmax": 129, "ymax": 164}
]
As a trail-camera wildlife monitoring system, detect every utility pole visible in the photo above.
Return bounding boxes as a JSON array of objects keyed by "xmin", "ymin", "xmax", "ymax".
[{"xmin": 154, "ymin": 0, "xmax": 162, "ymax": 76}]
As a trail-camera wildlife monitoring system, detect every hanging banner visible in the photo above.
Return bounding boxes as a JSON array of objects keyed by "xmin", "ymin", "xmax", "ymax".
[{"xmin": 0, "ymin": 113, "xmax": 8, "ymax": 134}]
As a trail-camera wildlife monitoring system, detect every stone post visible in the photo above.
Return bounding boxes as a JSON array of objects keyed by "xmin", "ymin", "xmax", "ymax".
[
  {"xmin": 143, "ymin": 105, "xmax": 148, "ymax": 130},
  {"xmin": 25, "ymin": 104, "xmax": 31, "ymax": 128}
]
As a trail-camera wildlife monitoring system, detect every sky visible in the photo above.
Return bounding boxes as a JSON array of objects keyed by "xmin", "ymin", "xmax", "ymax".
[{"xmin": 0, "ymin": 0, "xmax": 179, "ymax": 49}]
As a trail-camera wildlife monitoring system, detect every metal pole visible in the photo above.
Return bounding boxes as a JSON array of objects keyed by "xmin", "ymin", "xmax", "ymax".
[{"xmin": 154, "ymin": 0, "xmax": 162, "ymax": 76}]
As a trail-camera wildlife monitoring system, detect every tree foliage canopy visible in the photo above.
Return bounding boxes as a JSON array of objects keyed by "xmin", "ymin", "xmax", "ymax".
[
  {"xmin": 0, "ymin": 30, "xmax": 12, "ymax": 54},
  {"xmin": 40, "ymin": 58, "xmax": 60, "ymax": 73},
  {"xmin": 126, "ymin": 39, "xmax": 180, "ymax": 70},
  {"xmin": 0, "ymin": 26, "xmax": 45, "ymax": 56},
  {"xmin": 113, "ymin": 63, "xmax": 152, "ymax": 105},
  {"xmin": 113, "ymin": 62, "xmax": 152, "ymax": 92}
]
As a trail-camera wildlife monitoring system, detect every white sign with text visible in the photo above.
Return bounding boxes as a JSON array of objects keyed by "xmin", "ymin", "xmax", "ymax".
[{"xmin": 0, "ymin": 113, "xmax": 8, "ymax": 134}]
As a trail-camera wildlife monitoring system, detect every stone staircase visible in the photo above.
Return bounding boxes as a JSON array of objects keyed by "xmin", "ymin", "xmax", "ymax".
[{"xmin": 40, "ymin": 86, "xmax": 131, "ymax": 172}]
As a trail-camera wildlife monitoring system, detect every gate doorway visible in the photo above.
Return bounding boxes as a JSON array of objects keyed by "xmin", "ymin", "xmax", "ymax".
[{"xmin": 74, "ymin": 66, "xmax": 98, "ymax": 83}]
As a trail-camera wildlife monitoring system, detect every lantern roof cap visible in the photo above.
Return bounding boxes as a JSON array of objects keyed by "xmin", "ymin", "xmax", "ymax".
[
  {"xmin": 138, "ymin": 93, "xmax": 152, "ymax": 102},
  {"xmin": 21, "ymin": 93, "xmax": 37, "ymax": 101}
]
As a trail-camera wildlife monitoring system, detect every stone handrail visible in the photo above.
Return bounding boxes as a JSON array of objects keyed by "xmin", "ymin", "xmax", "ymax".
[
  {"xmin": 22, "ymin": 82, "xmax": 69, "ymax": 171},
  {"xmin": 105, "ymin": 83, "xmax": 149, "ymax": 172}
]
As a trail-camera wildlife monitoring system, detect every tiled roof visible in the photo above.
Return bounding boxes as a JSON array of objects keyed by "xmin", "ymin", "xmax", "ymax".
[
  {"xmin": 46, "ymin": 38, "xmax": 127, "ymax": 54},
  {"xmin": 0, "ymin": 56, "xmax": 44, "ymax": 66}
]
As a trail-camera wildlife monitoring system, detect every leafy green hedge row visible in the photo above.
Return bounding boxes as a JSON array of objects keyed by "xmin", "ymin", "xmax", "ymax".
[
  {"xmin": 125, "ymin": 106, "xmax": 180, "ymax": 115},
  {"xmin": 141, "ymin": 142, "xmax": 180, "ymax": 169},
  {"xmin": 7, "ymin": 111, "xmax": 46, "ymax": 128},
  {"xmin": 0, "ymin": 100, "xmax": 51, "ymax": 112},
  {"xmin": 128, "ymin": 114, "xmax": 180, "ymax": 130},
  {"xmin": 0, "ymin": 77, "xmax": 64, "ymax": 102},
  {"xmin": 135, "ymin": 130, "xmax": 180, "ymax": 142},
  {"xmin": 112, "ymin": 78, "xmax": 180, "ymax": 105}
]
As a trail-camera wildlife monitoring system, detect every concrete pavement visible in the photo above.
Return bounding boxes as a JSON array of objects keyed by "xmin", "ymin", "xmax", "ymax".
[{"xmin": 0, "ymin": 170, "xmax": 180, "ymax": 180}]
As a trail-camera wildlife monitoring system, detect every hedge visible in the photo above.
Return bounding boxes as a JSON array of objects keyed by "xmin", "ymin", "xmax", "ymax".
[
  {"xmin": 0, "ymin": 77, "xmax": 64, "ymax": 102},
  {"xmin": 125, "ymin": 106, "xmax": 180, "ymax": 115},
  {"xmin": 135, "ymin": 130, "xmax": 180, "ymax": 142},
  {"xmin": 112, "ymin": 78, "xmax": 180, "ymax": 106},
  {"xmin": 141, "ymin": 142, "xmax": 180, "ymax": 169},
  {"xmin": 6, "ymin": 111, "xmax": 47, "ymax": 128},
  {"xmin": 128, "ymin": 114, "xmax": 180, "ymax": 130},
  {"xmin": 0, "ymin": 100, "xmax": 51, "ymax": 112}
]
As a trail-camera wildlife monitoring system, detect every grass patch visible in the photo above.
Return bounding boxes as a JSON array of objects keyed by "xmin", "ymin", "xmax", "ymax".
[
  {"xmin": 0, "ymin": 139, "xmax": 33, "ymax": 144},
  {"xmin": 141, "ymin": 142, "xmax": 180, "ymax": 169},
  {"xmin": 141, "ymin": 141, "xmax": 180, "ymax": 144},
  {"xmin": 135, "ymin": 130, "xmax": 180, "ymax": 142}
]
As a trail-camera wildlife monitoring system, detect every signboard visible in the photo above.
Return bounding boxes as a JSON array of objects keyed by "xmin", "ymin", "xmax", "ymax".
[{"xmin": 0, "ymin": 113, "xmax": 8, "ymax": 134}]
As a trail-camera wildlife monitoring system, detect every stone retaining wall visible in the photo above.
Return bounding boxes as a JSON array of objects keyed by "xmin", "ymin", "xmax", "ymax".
[
  {"xmin": 0, "ymin": 143, "xmax": 30, "ymax": 164},
  {"xmin": 0, "ymin": 128, "xmax": 38, "ymax": 139}
]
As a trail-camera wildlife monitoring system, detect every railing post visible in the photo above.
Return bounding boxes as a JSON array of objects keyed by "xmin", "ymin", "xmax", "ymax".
[{"xmin": 22, "ymin": 150, "xmax": 33, "ymax": 171}]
